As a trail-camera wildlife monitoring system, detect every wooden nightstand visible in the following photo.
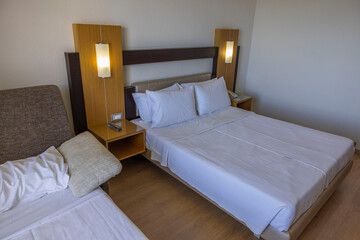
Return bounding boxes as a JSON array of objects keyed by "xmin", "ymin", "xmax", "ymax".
[
  {"xmin": 231, "ymin": 95, "xmax": 253, "ymax": 111},
  {"xmin": 88, "ymin": 120, "xmax": 145, "ymax": 161}
]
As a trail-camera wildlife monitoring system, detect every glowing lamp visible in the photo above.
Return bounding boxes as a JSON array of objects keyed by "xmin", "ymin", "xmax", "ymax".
[
  {"xmin": 225, "ymin": 41, "xmax": 234, "ymax": 64},
  {"xmin": 95, "ymin": 43, "xmax": 111, "ymax": 78}
]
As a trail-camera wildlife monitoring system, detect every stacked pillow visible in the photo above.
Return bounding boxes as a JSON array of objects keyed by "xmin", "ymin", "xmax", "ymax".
[
  {"xmin": 146, "ymin": 86, "xmax": 197, "ymax": 128},
  {"xmin": 132, "ymin": 83, "xmax": 181, "ymax": 123},
  {"xmin": 182, "ymin": 77, "xmax": 230, "ymax": 116},
  {"xmin": 132, "ymin": 77, "xmax": 231, "ymax": 128}
]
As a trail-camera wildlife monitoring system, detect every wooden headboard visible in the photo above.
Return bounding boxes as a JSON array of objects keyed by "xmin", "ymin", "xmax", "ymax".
[{"xmin": 66, "ymin": 45, "xmax": 240, "ymax": 134}]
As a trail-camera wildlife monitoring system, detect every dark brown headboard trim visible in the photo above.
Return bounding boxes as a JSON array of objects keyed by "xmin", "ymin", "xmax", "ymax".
[
  {"xmin": 124, "ymin": 86, "xmax": 137, "ymax": 120},
  {"xmin": 65, "ymin": 52, "xmax": 87, "ymax": 135},
  {"xmin": 233, "ymin": 46, "xmax": 240, "ymax": 92},
  {"xmin": 123, "ymin": 47, "xmax": 218, "ymax": 78}
]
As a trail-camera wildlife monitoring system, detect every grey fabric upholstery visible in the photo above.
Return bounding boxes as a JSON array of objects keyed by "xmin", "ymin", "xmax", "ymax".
[
  {"xmin": 131, "ymin": 73, "xmax": 212, "ymax": 93},
  {"xmin": 0, "ymin": 85, "xmax": 73, "ymax": 163}
]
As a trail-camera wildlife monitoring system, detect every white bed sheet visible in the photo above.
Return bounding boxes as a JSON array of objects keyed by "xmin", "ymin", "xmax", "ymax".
[
  {"xmin": 132, "ymin": 107, "xmax": 354, "ymax": 235},
  {"xmin": 0, "ymin": 188, "xmax": 147, "ymax": 240}
]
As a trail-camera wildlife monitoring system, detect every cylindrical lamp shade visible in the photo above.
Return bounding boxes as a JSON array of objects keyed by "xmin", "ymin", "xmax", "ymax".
[
  {"xmin": 225, "ymin": 41, "xmax": 234, "ymax": 64},
  {"xmin": 95, "ymin": 43, "xmax": 111, "ymax": 78}
]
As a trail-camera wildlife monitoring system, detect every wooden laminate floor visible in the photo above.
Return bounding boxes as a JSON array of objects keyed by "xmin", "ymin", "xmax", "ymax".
[{"xmin": 109, "ymin": 153, "xmax": 360, "ymax": 240}]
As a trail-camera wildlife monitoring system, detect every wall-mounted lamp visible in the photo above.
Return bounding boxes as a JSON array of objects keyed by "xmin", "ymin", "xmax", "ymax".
[
  {"xmin": 95, "ymin": 43, "xmax": 111, "ymax": 78},
  {"xmin": 225, "ymin": 41, "xmax": 234, "ymax": 64}
]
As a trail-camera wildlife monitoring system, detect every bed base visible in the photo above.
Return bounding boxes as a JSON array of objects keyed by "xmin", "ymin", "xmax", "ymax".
[
  {"xmin": 141, "ymin": 150, "xmax": 353, "ymax": 240},
  {"xmin": 100, "ymin": 181, "xmax": 110, "ymax": 195}
]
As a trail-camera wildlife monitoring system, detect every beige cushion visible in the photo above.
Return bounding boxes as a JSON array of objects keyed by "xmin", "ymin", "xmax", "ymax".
[{"xmin": 58, "ymin": 131, "xmax": 122, "ymax": 197}]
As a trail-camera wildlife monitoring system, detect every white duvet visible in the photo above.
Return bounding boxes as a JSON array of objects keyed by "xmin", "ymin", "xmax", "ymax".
[
  {"xmin": 133, "ymin": 107, "xmax": 354, "ymax": 235},
  {"xmin": 0, "ymin": 188, "xmax": 147, "ymax": 240}
]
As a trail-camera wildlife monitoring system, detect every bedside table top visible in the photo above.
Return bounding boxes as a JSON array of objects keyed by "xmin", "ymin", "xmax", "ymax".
[
  {"xmin": 88, "ymin": 120, "xmax": 144, "ymax": 142},
  {"xmin": 231, "ymin": 95, "xmax": 252, "ymax": 104}
]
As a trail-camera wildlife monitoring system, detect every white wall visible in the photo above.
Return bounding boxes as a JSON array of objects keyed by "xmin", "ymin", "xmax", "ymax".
[
  {"xmin": 0, "ymin": 0, "xmax": 257, "ymax": 129},
  {"xmin": 247, "ymin": 0, "xmax": 360, "ymax": 149}
]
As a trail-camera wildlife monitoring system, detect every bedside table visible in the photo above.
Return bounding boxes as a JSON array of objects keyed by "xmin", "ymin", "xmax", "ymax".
[
  {"xmin": 88, "ymin": 120, "xmax": 145, "ymax": 161},
  {"xmin": 231, "ymin": 95, "xmax": 253, "ymax": 111}
]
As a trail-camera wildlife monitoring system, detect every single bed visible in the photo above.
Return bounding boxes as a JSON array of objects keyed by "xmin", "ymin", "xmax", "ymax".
[
  {"xmin": 130, "ymin": 73, "xmax": 354, "ymax": 240},
  {"xmin": 0, "ymin": 188, "xmax": 147, "ymax": 240}
]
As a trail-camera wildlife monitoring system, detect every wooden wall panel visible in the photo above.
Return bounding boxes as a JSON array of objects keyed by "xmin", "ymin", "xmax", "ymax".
[
  {"xmin": 214, "ymin": 29, "xmax": 239, "ymax": 91},
  {"xmin": 72, "ymin": 24, "xmax": 124, "ymax": 127},
  {"xmin": 101, "ymin": 25, "xmax": 125, "ymax": 124}
]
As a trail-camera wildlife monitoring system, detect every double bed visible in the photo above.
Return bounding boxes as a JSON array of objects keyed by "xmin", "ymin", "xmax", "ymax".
[
  {"xmin": 65, "ymin": 46, "xmax": 355, "ymax": 239},
  {"xmin": 130, "ymin": 73, "xmax": 354, "ymax": 240}
]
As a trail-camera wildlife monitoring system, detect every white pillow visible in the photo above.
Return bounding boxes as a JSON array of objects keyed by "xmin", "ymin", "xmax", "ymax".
[
  {"xmin": 132, "ymin": 83, "xmax": 181, "ymax": 122},
  {"xmin": 0, "ymin": 146, "xmax": 69, "ymax": 212},
  {"xmin": 132, "ymin": 93, "xmax": 152, "ymax": 122},
  {"xmin": 146, "ymin": 86, "xmax": 197, "ymax": 128},
  {"xmin": 194, "ymin": 77, "xmax": 230, "ymax": 115},
  {"xmin": 181, "ymin": 77, "xmax": 218, "ymax": 88}
]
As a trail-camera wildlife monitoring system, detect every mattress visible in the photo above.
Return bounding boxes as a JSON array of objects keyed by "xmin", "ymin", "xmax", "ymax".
[
  {"xmin": 132, "ymin": 107, "xmax": 354, "ymax": 235},
  {"xmin": 0, "ymin": 188, "xmax": 147, "ymax": 240}
]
